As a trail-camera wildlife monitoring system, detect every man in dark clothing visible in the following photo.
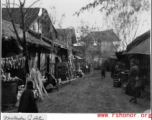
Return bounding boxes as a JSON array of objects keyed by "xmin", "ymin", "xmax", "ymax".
[
  {"xmin": 126, "ymin": 58, "xmax": 140, "ymax": 103},
  {"xmin": 18, "ymin": 81, "xmax": 38, "ymax": 113},
  {"xmin": 88, "ymin": 63, "xmax": 91, "ymax": 74},
  {"xmin": 101, "ymin": 66, "xmax": 106, "ymax": 78}
]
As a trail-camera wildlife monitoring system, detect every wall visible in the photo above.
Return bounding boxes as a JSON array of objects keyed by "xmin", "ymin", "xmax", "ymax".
[
  {"xmin": 30, "ymin": 10, "xmax": 55, "ymax": 40},
  {"xmin": 100, "ymin": 41, "xmax": 116, "ymax": 53}
]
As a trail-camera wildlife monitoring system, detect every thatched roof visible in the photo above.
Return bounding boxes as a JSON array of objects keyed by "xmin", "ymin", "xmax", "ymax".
[{"xmin": 2, "ymin": 19, "xmax": 52, "ymax": 51}]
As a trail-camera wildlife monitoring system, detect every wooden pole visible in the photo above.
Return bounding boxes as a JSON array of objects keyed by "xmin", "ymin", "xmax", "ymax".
[
  {"xmin": 38, "ymin": 51, "xmax": 41, "ymax": 70},
  {"xmin": 20, "ymin": 2, "xmax": 29, "ymax": 84},
  {"xmin": 47, "ymin": 54, "xmax": 50, "ymax": 73}
]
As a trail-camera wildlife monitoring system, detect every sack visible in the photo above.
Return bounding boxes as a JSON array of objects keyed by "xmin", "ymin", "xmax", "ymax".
[
  {"xmin": 33, "ymin": 90, "xmax": 39, "ymax": 99},
  {"xmin": 135, "ymin": 76, "xmax": 139, "ymax": 81},
  {"xmin": 135, "ymin": 79, "xmax": 142, "ymax": 88}
]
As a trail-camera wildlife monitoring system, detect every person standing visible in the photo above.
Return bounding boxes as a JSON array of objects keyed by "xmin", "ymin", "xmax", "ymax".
[
  {"xmin": 18, "ymin": 81, "xmax": 38, "ymax": 113},
  {"xmin": 127, "ymin": 58, "xmax": 140, "ymax": 103},
  {"xmin": 101, "ymin": 65, "xmax": 106, "ymax": 78}
]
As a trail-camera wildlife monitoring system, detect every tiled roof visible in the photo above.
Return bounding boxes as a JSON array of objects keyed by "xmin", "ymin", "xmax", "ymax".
[
  {"xmin": 2, "ymin": 8, "xmax": 40, "ymax": 28},
  {"xmin": 2, "ymin": 19, "xmax": 52, "ymax": 51},
  {"xmin": 56, "ymin": 29, "xmax": 77, "ymax": 44},
  {"xmin": 126, "ymin": 30, "xmax": 150, "ymax": 52},
  {"xmin": 90, "ymin": 29, "xmax": 120, "ymax": 42},
  {"xmin": 80, "ymin": 29, "xmax": 120, "ymax": 42},
  {"xmin": 126, "ymin": 37, "xmax": 150, "ymax": 55}
]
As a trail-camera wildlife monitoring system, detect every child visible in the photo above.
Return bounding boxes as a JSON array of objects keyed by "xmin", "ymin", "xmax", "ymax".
[{"xmin": 18, "ymin": 81, "xmax": 38, "ymax": 113}]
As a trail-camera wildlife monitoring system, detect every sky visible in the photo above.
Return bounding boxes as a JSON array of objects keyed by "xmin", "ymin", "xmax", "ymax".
[
  {"xmin": 2, "ymin": 0, "xmax": 151, "ymax": 39},
  {"xmin": 2, "ymin": 0, "xmax": 102, "ymax": 28}
]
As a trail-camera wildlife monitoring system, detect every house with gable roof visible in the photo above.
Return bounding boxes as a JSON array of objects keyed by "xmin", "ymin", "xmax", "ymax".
[
  {"xmin": 2, "ymin": 7, "xmax": 64, "ymax": 75},
  {"xmin": 79, "ymin": 29, "xmax": 120, "ymax": 68}
]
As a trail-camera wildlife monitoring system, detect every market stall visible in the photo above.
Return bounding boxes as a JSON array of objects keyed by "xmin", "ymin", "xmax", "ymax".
[
  {"xmin": 119, "ymin": 31, "xmax": 150, "ymax": 100},
  {"xmin": 1, "ymin": 19, "xmax": 52, "ymax": 112},
  {"xmin": 1, "ymin": 53, "xmax": 25, "ymax": 111}
]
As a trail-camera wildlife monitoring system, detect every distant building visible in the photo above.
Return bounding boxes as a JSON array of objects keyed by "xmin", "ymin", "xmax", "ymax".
[
  {"xmin": 79, "ymin": 29, "xmax": 120, "ymax": 67},
  {"xmin": 89, "ymin": 29, "xmax": 120, "ymax": 58}
]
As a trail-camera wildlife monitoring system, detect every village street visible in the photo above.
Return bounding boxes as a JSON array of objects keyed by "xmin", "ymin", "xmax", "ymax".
[
  {"xmin": 1, "ymin": 0, "xmax": 151, "ymax": 115},
  {"xmin": 36, "ymin": 70, "xmax": 150, "ymax": 113},
  {"xmin": 5, "ymin": 70, "xmax": 150, "ymax": 113}
]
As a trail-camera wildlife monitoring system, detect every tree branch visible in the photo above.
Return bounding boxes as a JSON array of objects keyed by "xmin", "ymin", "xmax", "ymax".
[
  {"xmin": 5, "ymin": 5, "xmax": 23, "ymax": 48},
  {"xmin": 2, "ymin": 3, "xmax": 20, "ymax": 7},
  {"xmin": 132, "ymin": 21, "xmax": 140, "ymax": 40},
  {"xmin": 24, "ymin": 0, "xmax": 40, "ymax": 17}
]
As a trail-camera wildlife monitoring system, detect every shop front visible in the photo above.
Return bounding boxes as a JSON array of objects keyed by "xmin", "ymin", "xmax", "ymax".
[{"xmin": 1, "ymin": 20, "xmax": 52, "ymax": 112}]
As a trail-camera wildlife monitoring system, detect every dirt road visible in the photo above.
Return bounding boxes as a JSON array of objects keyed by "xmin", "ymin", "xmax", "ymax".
[{"xmin": 37, "ymin": 70, "xmax": 150, "ymax": 113}]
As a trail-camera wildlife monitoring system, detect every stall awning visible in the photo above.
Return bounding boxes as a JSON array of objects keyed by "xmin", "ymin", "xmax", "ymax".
[{"xmin": 125, "ymin": 38, "xmax": 150, "ymax": 55}]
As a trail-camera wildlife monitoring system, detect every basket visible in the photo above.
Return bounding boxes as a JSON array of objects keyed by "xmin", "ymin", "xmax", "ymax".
[
  {"xmin": 113, "ymin": 79, "xmax": 122, "ymax": 87},
  {"xmin": 2, "ymin": 82, "xmax": 18, "ymax": 104}
]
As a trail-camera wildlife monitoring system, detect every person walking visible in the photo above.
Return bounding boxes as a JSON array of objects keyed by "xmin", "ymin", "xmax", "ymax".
[
  {"xmin": 126, "ymin": 58, "xmax": 140, "ymax": 103},
  {"xmin": 18, "ymin": 81, "xmax": 39, "ymax": 113},
  {"xmin": 101, "ymin": 65, "xmax": 106, "ymax": 78}
]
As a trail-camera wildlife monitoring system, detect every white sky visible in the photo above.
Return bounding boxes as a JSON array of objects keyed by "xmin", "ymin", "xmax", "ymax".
[{"xmin": 2, "ymin": 0, "xmax": 151, "ymax": 38}]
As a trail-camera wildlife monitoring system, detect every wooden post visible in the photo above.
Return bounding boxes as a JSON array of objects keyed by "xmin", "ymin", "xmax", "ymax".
[
  {"xmin": 47, "ymin": 54, "xmax": 50, "ymax": 73},
  {"xmin": 20, "ymin": 4, "xmax": 29, "ymax": 84},
  {"xmin": 38, "ymin": 51, "xmax": 41, "ymax": 70}
]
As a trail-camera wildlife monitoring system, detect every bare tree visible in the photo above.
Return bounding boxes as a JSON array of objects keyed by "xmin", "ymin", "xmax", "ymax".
[
  {"xmin": 74, "ymin": 0, "xmax": 150, "ymax": 51},
  {"xmin": 49, "ymin": 6, "xmax": 58, "ymax": 26},
  {"xmin": 3, "ymin": 0, "xmax": 40, "ymax": 79}
]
